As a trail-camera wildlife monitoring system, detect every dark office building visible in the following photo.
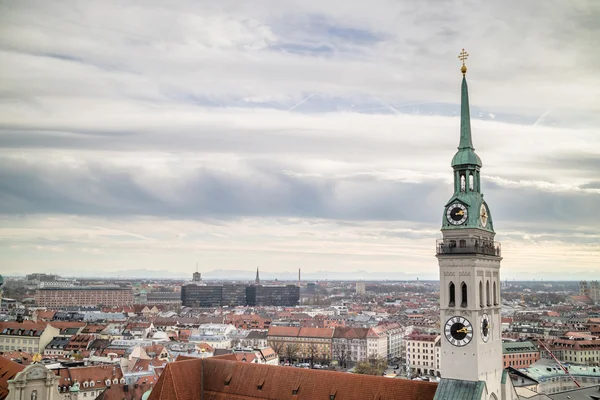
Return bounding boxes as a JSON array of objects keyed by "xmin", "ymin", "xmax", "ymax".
[
  {"xmin": 255, "ymin": 285, "xmax": 299, "ymax": 307},
  {"xmin": 182, "ymin": 283, "xmax": 299, "ymax": 308},
  {"xmin": 181, "ymin": 285, "xmax": 223, "ymax": 307},
  {"xmin": 222, "ymin": 285, "xmax": 247, "ymax": 306}
]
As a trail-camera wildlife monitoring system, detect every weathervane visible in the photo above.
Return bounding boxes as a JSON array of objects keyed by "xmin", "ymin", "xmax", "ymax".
[{"xmin": 458, "ymin": 48, "xmax": 469, "ymax": 75}]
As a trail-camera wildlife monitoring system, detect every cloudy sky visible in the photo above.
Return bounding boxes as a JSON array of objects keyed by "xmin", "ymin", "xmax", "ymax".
[{"xmin": 0, "ymin": 0, "xmax": 598, "ymax": 280}]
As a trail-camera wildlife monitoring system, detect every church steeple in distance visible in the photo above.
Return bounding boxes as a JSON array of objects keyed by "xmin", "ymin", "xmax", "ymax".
[{"xmin": 255, "ymin": 267, "xmax": 260, "ymax": 285}]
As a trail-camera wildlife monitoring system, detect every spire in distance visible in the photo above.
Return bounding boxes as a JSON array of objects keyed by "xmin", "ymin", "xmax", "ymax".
[{"xmin": 255, "ymin": 267, "xmax": 260, "ymax": 284}]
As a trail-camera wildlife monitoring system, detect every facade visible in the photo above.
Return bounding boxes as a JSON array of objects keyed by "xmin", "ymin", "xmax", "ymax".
[
  {"xmin": 543, "ymin": 336, "xmax": 600, "ymax": 365},
  {"xmin": 221, "ymin": 285, "xmax": 247, "ymax": 306},
  {"xmin": 355, "ymin": 282, "xmax": 366, "ymax": 296},
  {"xmin": 5, "ymin": 364, "xmax": 62, "ymax": 400},
  {"xmin": 248, "ymin": 285, "xmax": 300, "ymax": 307},
  {"xmin": 243, "ymin": 331, "xmax": 268, "ymax": 348},
  {"xmin": 43, "ymin": 337, "xmax": 70, "ymax": 357},
  {"xmin": 367, "ymin": 326, "xmax": 388, "ymax": 360},
  {"xmin": 181, "ymin": 284, "xmax": 299, "ymax": 307},
  {"xmin": 406, "ymin": 333, "xmax": 441, "ymax": 377},
  {"xmin": 502, "ymin": 341, "xmax": 540, "ymax": 368},
  {"xmin": 35, "ymin": 287, "xmax": 133, "ymax": 308},
  {"xmin": 381, "ymin": 323, "xmax": 404, "ymax": 361},
  {"xmin": 0, "ymin": 323, "xmax": 60, "ymax": 354},
  {"xmin": 332, "ymin": 327, "xmax": 369, "ymax": 365},
  {"xmin": 267, "ymin": 326, "xmax": 333, "ymax": 362},
  {"xmin": 181, "ymin": 285, "xmax": 222, "ymax": 307},
  {"xmin": 145, "ymin": 292, "xmax": 181, "ymax": 305}
]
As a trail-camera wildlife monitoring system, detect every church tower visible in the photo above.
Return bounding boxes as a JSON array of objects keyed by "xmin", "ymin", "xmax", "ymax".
[{"xmin": 437, "ymin": 50, "xmax": 503, "ymax": 399}]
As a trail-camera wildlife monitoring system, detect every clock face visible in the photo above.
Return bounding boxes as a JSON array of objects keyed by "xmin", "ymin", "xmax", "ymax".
[
  {"xmin": 444, "ymin": 316, "xmax": 473, "ymax": 347},
  {"xmin": 480, "ymin": 204, "xmax": 488, "ymax": 228},
  {"xmin": 446, "ymin": 203, "xmax": 468, "ymax": 225},
  {"xmin": 481, "ymin": 313, "xmax": 490, "ymax": 343}
]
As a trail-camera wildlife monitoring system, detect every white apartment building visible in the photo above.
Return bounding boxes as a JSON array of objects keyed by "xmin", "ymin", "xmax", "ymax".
[
  {"xmin": 367, "ymin": 326, "xmax": 388, "ymax": 360},
  {"xmin": 380, "ymin": 323, "xmax": 404, "ymax": 361},
  {"xmin": 405, "ymin": 333, "xmax": 441, "ymax": 378}
]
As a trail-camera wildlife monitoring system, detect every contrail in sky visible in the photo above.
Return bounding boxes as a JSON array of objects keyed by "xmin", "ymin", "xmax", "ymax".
[
  {"xmin": 533, "ymin": 110, "xmax": 552, "ymax": 126},
  {"xmin": 288, "ymin": 92, "xmax": 317, "ymax": 111}
]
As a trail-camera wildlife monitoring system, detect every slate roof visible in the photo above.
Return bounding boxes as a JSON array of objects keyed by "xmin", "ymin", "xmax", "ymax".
[
  {"xmin": 148, "ymin": 355, "xmax": 438, "ymax": 400},
  {"xmin": 502, "ymin": 341, "xmax": 538, "ymax": 353},
  {"xmin": 246, "ymin": 331, "xmax": 268, "ymax": 339},
  {"xmin": 433, "ymin": 379, "xmax": 485, "ymax": 400},
  {"xmin": 548, "ymin": 384, "xmax": 600, "ymax": 399},
  {"xmin": 333, "ymin": 327, "xmax": 370, "ymax": 339}
]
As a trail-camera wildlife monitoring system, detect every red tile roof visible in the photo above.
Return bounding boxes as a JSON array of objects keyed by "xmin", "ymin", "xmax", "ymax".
[
  {"xmin": 267, "ymin": 326, "xmax": 300, "ymax": 337},
  {"xmin": 0, "ymin": 351, "xmax": 33, "ymax": 365},
  {"xmin": 148, "ymin": 355, "xmax": 437, "ymax": 400},
  {"xmin": 298, "ymin": 327, "xmax": 333, "ymax": 338},
  {"xmin": 57, "ymin": 365, "xmax": 124, "ymax": 390},
  {"xmin": 0, "ymin": 357, "xmax": 25, "ymax": 400}
]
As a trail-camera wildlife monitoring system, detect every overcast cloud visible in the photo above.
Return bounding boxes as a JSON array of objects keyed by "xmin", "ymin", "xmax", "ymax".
[{"xmin": 0, "ymin": 0, "xmax": 599, "ymax": 279}]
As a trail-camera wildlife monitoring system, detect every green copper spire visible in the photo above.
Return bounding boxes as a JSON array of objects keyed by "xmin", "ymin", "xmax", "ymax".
[
  {"xmin": 441, "ymin": 49, "xmax": 494, "ymax": 234},
  {"xmin": 452, "ymin": 50, "xmax": 481, "ymax": 168},
  {"xmin": 459, "ymin": 76, "xmax": 473, "ymax": 150}
]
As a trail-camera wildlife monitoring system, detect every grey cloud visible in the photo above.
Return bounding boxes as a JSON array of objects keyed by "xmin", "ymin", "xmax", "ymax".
[
  {"xmin": 1, "ymin": 156, "xmax": 599, "ymax": 232},
  {"xmin": 0, "ymin": 157, "xmax": 446, "ymax": 222},
  {"xmin": 483, "ymin": 181, "xmax": 600, "ymax": 227},
  {"xmin": 580, "ymin": 181, "xmax": 600, "ymax": 189},
  {"xmin": 539, "ymin": 153, "xmax": 600, "ymax": 179}
]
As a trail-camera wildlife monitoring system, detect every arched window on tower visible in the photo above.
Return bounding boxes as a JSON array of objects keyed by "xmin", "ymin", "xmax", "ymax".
[
  {"xmin": 461, "ymin": 282, "xmax": 468, "ymax": 307},
  {"xmin": 469, "ymin": 174, "xmax": 474, "ymax": 191},
  {"xmin": 459, "ymin": 239, "xmax": 466, "ymax": 248},
  {"xmin": 486, "ymin": 280, "xmax": 491, "ymax": 306},
  {"xmin": 479, "ymin": 281, "xmax": 484, "ymax": 307},
  {"xmin": 493, "ymin": 281, "xmax": 498, "ymax": 305},
  {"xmin": 449, "ymin": 282, "xmax": 455, "ymax": 307},
  {"xmin": 460, "ymin": 175, "xmax": 466, "ymax": 192}
]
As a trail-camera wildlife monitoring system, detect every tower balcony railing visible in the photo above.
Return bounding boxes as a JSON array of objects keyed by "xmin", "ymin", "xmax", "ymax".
[{"xmin": 436, "ymin": 238, "xmax": 501, "ymax": 257}]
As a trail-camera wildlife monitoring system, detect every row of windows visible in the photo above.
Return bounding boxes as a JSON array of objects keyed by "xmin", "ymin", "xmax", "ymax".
[
  {"xmin": 448, "ymin": 279, "xmax": 498, "ymax": 308},
  {"xmin": 0, "ymin": 338, "xmax": 37, "ymax": 344},
  {"xmin": 0, "ymin": 346, "xmax": 35, "ymax": 352},
  {"xmin": 505, "ymin": 353, "xmax": 537, "ymax": 358}
]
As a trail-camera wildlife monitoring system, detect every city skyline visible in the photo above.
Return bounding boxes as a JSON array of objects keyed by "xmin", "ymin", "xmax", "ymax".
[{"xmin": 1, "ymin": 1, "xmax": 599, "ymax": 280}]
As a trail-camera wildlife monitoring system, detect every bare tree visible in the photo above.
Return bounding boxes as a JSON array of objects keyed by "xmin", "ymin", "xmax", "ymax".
[
  {"xmin": 334, "ymin": 342, "xmax": 349, "ymax": 368},
  {"xmin": 308, "ymin": 343, "xmax": 318, "ymax": 368},
  {"xmin": 270, "ymin": 341, "xmax": 284, "ymax": 357},
  {"xmin": 284, "ymin": 343, "xmax": 300, "ymax": 364}
]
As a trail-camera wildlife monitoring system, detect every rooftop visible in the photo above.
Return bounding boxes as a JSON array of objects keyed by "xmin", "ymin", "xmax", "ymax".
[{"xmin": 149, "ymin": 356, "xmax": 438, "ymax": 400}]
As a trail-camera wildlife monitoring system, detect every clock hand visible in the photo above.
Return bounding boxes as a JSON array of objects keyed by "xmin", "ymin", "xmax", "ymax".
[{"xmin": 456, "ymin": 327, "xmax": 469, "ymax": 334}]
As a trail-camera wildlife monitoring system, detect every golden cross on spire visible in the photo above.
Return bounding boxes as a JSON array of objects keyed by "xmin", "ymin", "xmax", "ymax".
[{"xmin": 458, "ymin": 48, "xmax": 469, "ymax": 75}]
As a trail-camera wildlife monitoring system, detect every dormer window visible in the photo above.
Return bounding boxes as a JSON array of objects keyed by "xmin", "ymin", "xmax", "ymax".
[{"xmin": 105, "ymin": 380, "xmax": 111, "ymax": 386}]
